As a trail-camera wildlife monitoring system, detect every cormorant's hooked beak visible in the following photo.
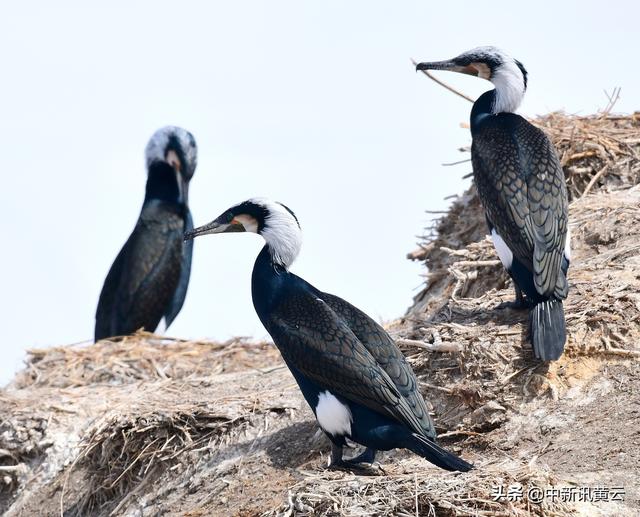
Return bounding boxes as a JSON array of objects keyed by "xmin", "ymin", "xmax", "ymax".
[
  {"xmin": 180, "ymin": 177, "xmax": 189, "ymax": 205},
  {"xmin": 184, "ymin": 218, "xmax": 245, "ymax": 241},
  {"xmin": 416, "ymin": 60, "xmax": 479, "ymax": 77},
  {"xmin": 165, "ymin": 149, "xmax": 189, "ymax": 205}
]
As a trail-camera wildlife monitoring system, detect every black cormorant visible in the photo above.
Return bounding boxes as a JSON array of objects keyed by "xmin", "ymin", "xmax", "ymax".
[
  {"xmin": 95, "ymin": 126, "xmax": 198, "ymax": 341},
  {"xmin": 416, "ymin": 47, "xmax": 570, "ymax": 361},
  {"xmin": 185, "ymin": 198, "xmax": 472, "ymax": 471}
]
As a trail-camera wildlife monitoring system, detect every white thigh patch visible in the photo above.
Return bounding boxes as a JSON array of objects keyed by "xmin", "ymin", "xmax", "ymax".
[
  {"xmin": 316, "ymin": 391, "xmax": 352, "ymax": 436},
  {"xmin": 491, "ymin": 229, "xmax": 513, "ymax": 269},
  {"xmin": 564, "ymin": 226, "xmax": 571, "ymax": 262},
  {"xmin": 156, "ymin": 317, "xmax": 167, "ymax": 335}
]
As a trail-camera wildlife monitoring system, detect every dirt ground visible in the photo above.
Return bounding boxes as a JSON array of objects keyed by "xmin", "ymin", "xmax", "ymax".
[{"xmin": 1, "ymin": 113, "xmax": 639, "ymax": 516}]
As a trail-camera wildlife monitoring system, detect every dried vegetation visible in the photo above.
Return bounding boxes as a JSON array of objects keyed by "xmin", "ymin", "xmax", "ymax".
[{"xmin": 1, "ymin": 109, "xmax": 639, "ymax": 516}]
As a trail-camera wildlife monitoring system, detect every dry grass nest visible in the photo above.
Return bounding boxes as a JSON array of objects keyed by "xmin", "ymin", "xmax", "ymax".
[
  {"xmin": 59, "ymin": 364, "xmax": 299, "ymax": 516},
  {"xmin": 66, "ymin": 402, "xmax": 254, "ymax": 515},
  {"xmin": 12, "ymin": 332, "xmax": 281, "ymax": 389}
]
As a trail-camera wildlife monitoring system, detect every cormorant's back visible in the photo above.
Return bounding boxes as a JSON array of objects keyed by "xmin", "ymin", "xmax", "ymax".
[
  {"xmin": 472, "ymin": 113, "xmax": 569, "ymax": 300},
  {"xmin": 255, "ymin": 264, "xmax": 436, "ymax": 439},
  {"xmin": 95, "ymin": 200, "xmax": 185, "ymax": 340}
]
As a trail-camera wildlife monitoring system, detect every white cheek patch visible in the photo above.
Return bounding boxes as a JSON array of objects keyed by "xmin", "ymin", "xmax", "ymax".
[
  {"xmin": 234, "ymin": 214, "xmax": 259, "ymax": 234},
  {"xmin": 564, "ymin": 226, "xmax": 572, "ymax": 262},
  {"xmin": 491, "ymin": 229, "xmax": 513, "ymax": 270},
  {"xmin": 315, "ymin": 391, "xmax": 352, "ymax": 437}
]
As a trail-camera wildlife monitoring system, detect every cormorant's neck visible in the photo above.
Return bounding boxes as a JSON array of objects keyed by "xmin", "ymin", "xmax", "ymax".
[
  {"xmin": 470, "ymin": 90, "xmax": 496, "ymax": 133},
  {"xmin": 145, "ymin": 162, "xmax": 184, "ymax": 205},
  {"xmin": 470, "ymin": 70, "xmax": 525, "ymax": 133},
  {"xmin": 252, "ymin": 245, "xmax": 288, "ymax": 318},
  {"xmin": 491, "ymin": 62, "xmax": 526, "ymax": 114},
  {"xmin": 260, "ymin": 216, "xmax": 302, "ymax": 270}
]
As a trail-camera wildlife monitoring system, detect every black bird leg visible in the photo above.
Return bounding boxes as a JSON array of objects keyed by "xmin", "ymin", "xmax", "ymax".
[
  {"xmin": 329, "ymin": 443, "xmax": 377, "ymax": 470},
  {"xmin": 497, "ymin": 284, "xmax": 530, "ymax": 310},
  {"xmin": 512, "ymin": 284, "xmax": 528, "ymax": 308},
  {"xmin": 348, "ymin": 447, "xmax": 377, "ymax": 464},
  {"xmin": 329, "ymin": 442, "xmax": 344, "ymax": 467}
]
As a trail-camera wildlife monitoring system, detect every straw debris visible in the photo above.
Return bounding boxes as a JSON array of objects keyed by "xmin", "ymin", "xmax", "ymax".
[
  {"xmin": 269, "ymin": 462, "xmax": 572, "ymax": 517},
  {"xmin": 12, "ymin": 333, "xmax": 280, "ymax": 389}
]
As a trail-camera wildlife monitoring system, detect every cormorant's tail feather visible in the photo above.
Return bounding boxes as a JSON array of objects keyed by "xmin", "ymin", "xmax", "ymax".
[
  {"xmin": 404, "ymin": 434, "xmax": 473, "ymax": 472},
  {"xmin": 530, "ymin": 299, "xmax": 566, "ymax": 361}
]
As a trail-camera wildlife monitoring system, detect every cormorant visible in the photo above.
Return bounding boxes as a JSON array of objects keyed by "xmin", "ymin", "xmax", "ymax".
[
  {"xmin": 416, "ymin": 47, "xmax": 570, "ymax": 361},
  {"xmin": 185, "ymin": 198, "xmax": 472, "ymax": 471},
  {"xmin": 95, "ymin": 126, "xmax": 198, "ymax": 341}
]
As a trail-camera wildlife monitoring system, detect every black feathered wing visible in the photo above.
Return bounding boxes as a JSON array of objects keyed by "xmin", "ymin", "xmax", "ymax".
[
  {"xmin": 317, "ymin": 291, "xmax": 436, "ymax": 438},
  {"xmin": 95, "ymin": 203, "xmax": 184, "ymax": 340},
  {"xmin": 472, "ymin": 115, "xmax": 569, "ymax": 299},
  {"xmin": 163, "ymin": 208, "xmax": 193, "ymax": 327},
  {"xmin": 95, "ymin": 245, "xmax": 127, "ymax": 341},
  {"xmin": 267, "ymin": 290, "xmax": 433, "ymax": 438}
]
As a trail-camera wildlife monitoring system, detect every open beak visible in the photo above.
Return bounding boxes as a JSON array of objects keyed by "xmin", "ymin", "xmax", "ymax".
[
  {"xmin": 416, "ymin": 59, "xmax": 478, "ymax": 77},
  {"xmin": 184, "ymin": 219, "xmax": 245, "ymax": 241}
]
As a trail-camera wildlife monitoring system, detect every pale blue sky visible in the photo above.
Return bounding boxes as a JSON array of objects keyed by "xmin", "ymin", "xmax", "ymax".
[{"xmin": 1, "ymin": 1, "xmax": 638, "ymax": 383}]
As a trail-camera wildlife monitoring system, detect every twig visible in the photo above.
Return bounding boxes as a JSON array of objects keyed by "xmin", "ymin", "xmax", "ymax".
[
  {"xmin": 407, "ymin": 247, "xmax": 429, "ymax": 261},
  {"xmin": 500, "ymin": 366, "xmax": 533, "ymax": 386},
  {"xmin": 411, "ymin": 58, "xmax": 475, "ymax": 103},
  {"xmin": 581, "ymin": 164, "xmax": 608, "ymax": 197},
  {"xmin": 442, "ymin": 158, "xmax": 471, "ymax": 167},
  {"xmin": 438, "ymin": 430, "xmax": 483, "ymax": 438},
  {"xmin": 396, "ymin": 338, "xmax": 462, "ymax": 353},
  {"xmin": 588, "ymin": 347, "xmax": 640, "ymax": 358},
  {"xmin": 453, "ymin": 260, "xmax": 501, "ymax": 268},
  {"xmin": 421, "ymin": 383, "xmax": 455, "ymax": 394},
  {"xmin": 602, "ymin": 87, "xmax": 621, "ymax": 115},
  {"xmin": 0, "ymin": 464, "xmax": 26, "ymax": 472},
  {"xmin": 440, "ymin": 246, "xmax": 471, "ymax": 257}
]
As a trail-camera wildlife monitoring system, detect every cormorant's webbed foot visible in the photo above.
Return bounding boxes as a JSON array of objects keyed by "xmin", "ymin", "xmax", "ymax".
[{"xmin": 496, "ymin": 298, "xmax": 530, "ymax": 310}]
